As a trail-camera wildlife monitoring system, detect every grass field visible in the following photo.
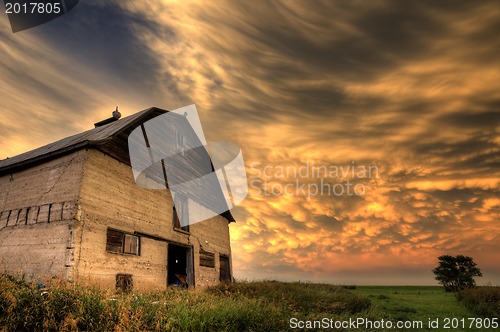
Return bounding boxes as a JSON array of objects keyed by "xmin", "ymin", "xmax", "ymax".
[
  {"xmin": 353, "ymin": 286, "xmax": 498, "ymax": 331},
  {"xmin": 1, "ymin": 274, "xmax": 498, "ymax": 331}
]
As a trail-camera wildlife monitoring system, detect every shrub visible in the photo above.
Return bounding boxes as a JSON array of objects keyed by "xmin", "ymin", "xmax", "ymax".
[
  {"xmin": 457, "ymin": 287, "xmax": 500, "ymax": 319},
  {"xmin": 341, "ymin": 285, "xmax": 357, "ymax": 290}
]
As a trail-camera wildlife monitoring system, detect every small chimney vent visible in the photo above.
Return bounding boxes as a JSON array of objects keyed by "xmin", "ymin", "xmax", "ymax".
[
  {"xmin": 94, "ymin": 106, "xmax": 121, "ymax": 127},
  {"xmin": 113, "ymin": 106, "xmax": 121, "ymax": 119}
]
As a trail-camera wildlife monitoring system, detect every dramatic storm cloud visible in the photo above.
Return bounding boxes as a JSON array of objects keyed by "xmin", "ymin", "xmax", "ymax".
[{"xmin": 0, "ymin": 0, "xmax": 498, "ymax": 285}]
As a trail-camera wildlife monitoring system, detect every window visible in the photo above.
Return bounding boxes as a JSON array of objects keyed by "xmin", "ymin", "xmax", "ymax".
[
  {"xmin": 106, "ymin": 228, "xmax": 140, "ymax": 255},
  {"xmin": 199, "ymin": 248, "xmax": 215, "ymax": 268},
  {"xmin": 124, "ymin": 234, "xmax": 139, "ymax": 254},
  {"xmin": 174, "ymin": 127, "xmax": 186, "ymax": 156},
  {"xmin": 173, "ymin": 196, "xmax": 189, "ymax": 232},
  {"xmin": 106, "ymin": 228, "xmax": 123, "ymax": 253},
  {"xmin": 116, "ymin": 274, "xmax": 133, "ymax": 293}
]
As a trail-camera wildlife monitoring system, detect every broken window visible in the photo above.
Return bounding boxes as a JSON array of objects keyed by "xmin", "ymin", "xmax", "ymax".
[
  {"xmin": 199, "ymin": 248, "xmax": 215, "ymax": 268},
  {"xmin": 106, "ymin": 228, "xmax": 140, "ymax": 255},
  {"xmin": 116, "ymin": 274, "xmax": 133, "ymax": 293}
]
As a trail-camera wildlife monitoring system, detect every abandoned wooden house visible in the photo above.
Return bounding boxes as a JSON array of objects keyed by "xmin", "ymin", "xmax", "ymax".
[{"xmin": 0, "ymin": 107, "xmax": 234, "ymax": 291}]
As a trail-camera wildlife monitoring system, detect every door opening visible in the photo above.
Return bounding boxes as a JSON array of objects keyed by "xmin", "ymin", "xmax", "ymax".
[
  {"xmin": 168, "ymin": 243, "xmax": 194, "ymax": 287},
  {"xmin": 219, "ymin": 255, "xmax": 231, "ymax": 283}
]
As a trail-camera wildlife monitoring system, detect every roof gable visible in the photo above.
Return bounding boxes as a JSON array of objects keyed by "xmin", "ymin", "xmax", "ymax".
[
  {"xmin": 0, "ymin": 107, "xmax": 166, "ymax": 175},
  {"xmin": 0, "ymin": 107, "xmax": 235, "ymax": 223}
]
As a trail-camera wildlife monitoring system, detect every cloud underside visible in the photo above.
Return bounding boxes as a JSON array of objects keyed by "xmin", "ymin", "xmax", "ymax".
[{"xmin": 0, "ymin": 0, "xmax": 498, "ymax": 284}]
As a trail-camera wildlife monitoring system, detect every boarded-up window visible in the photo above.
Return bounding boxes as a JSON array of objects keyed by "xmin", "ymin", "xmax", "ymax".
[
  {"xmin": 106, "ymin": 228, "xmax": 140, "ymax": 255},
  {"xmin": 199, "ymin": 249, "xmax": 215, "ymax": 268},
  {"xmin": 116, "ymin": 274, "xmax": 133, "ymax": 293},
  {"xmin": 106, "ymin": 229, "xmax": 123, "ymax": 253}
]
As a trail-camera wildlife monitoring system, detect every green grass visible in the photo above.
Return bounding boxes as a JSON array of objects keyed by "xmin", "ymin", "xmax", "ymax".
[
  {"xmin": 353, "ymin": 286, "xmax": 498, "ymax": 331},
  {"xmin": 1, "ymin": 274, "xmax": 498, "ymax": 331},
  {"xmin": 0, "ymin": 275, "xmax": 369, "ymax": 331},
  {"xmin": 209, "ymin": 281, "xmax": 370, "ymax": 316}
]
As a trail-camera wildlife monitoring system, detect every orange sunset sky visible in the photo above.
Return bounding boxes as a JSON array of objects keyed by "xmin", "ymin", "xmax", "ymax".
[{"xmin": 0, "ymin": 1, "xmax": 499, "ymax": 285}]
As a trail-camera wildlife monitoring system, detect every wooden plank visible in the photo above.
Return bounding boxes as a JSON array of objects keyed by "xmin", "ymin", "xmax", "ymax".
[{"xmin": 199, "ymin": 248, "xmax": 215, "ymax": 268}]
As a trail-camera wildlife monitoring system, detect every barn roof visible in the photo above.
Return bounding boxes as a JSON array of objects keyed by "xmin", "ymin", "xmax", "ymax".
[
  {"xmin": 0, "ymin": 107, "xmax": 235, "ymax": 222},
  {"xmin": 0, "ymin": 107, "xmax": 165, "ymax": 174}
]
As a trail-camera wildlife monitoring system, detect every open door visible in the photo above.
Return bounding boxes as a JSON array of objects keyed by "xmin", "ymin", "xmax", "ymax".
[
  {"xmin": 168, "ymin": 244, "xmax": 194, "ymax": 287},
  {"xmin": 219, "ymin": 255, "xmax": 231, "ymax": 283}
]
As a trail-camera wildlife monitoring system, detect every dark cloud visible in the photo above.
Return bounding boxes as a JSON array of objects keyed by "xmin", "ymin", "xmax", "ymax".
[
  {"xmin": 31, "ymin": 0, "xmax": 178, "ymax": 94},
  {"xmin": 437, "ymin": 111, "xmax": 500, "ymax": 129}
]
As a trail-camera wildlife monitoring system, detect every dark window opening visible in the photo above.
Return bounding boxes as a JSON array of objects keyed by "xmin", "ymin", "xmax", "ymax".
[
  {"xmin": 173, "ymin": 196, "xmax": 189, "ymax": 232},
  {"xmin": 106, "ymin": 228, "xmax": 140, "ymax": 255},
  {"xmin": 168, "ymin": 244, "xmax": 194, "ymax": 288},
  {"xmin": 116, "ymin": 274, "xmax": 133, "ymax": 293},
  {"xmin": 219, "ymin": 255, "xmax": 231, "ymax": 283},
  {"xmin": 199, "ymin": 248, "xmax": 215, "ymax": 268}
]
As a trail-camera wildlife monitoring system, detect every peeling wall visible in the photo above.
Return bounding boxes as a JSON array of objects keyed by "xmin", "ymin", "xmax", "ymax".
[{"xmin": 0, "ymin": 151, "xmax": 85, "ymax": 279}]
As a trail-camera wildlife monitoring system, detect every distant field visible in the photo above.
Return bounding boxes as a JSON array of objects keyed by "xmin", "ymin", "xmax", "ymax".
[
  {"xmin": 1, "ymin": 274, "xmax": 498, "ymax": 331},
  {"xmin": 353, "ymin": 286, "xmax": 498, "ymax": 331}
]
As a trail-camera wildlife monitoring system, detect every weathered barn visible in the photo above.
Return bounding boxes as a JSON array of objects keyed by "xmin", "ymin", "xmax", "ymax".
[{"xmin": 0, "ymin": 107, "xmax": 234, "ymax": 291}]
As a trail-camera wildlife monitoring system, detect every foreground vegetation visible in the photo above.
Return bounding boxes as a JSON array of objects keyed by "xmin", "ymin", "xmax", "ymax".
[
  {"xmin": 0, "ymin": 275, "xmax": 369, "ymax": 331},
  {"xmin": 354, "ymin": 286, "xmax": 499, "ymax": 331},
  {"xmin": 457, "ymin": 287, "xmax": 500, "ymax": 319},
  {"xmin": 1, "ymin": 274, "xmax": 498, "ymax": 331}
]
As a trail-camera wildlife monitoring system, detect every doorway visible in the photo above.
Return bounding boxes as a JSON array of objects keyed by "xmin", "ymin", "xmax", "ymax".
[
  {"xmin": 219, "ymin": 255, "xmax": 231, "ymax": 283},
  {"xmin": 167, "ymin": 243, "xmax": 194, "ymax": 287}
]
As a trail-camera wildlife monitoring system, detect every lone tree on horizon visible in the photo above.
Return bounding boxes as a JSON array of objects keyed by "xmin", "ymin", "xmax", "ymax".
[{"xmin": 432, "ymin": 255, "xmax": 482, "ymax": 292}]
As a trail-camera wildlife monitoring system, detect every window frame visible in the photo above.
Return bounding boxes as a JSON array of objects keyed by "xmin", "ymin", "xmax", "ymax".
[{"xmin": 106, "ymin": 228, "xmax": 140, "ymax": 256}]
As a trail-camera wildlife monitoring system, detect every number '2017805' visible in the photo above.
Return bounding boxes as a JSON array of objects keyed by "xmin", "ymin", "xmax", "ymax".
[
  {"xmin": 5, "ymin": 2, "xmax": 61, "ymax": 14},
  {"xmin": 443, "ymin": 317, "xmax": 498, "ymax": 329}
]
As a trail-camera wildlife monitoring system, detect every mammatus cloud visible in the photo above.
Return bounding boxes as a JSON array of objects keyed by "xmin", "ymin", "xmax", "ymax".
[{"xmin": 0, "ymin": 0, "xmax": 498, "ymax": 284}]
